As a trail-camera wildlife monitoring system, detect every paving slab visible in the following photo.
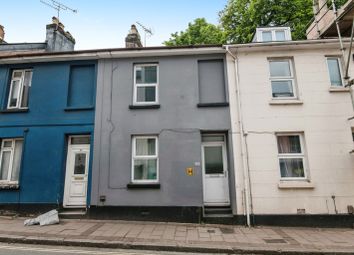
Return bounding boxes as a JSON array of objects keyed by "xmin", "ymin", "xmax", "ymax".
[{"xmin": 0, "ymin": 218, "xmax": 353, "ymax": 254}]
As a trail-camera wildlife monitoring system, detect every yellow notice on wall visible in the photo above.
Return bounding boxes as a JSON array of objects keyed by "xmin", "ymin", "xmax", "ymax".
[{"xmin": 186, "ymin": 167, "xmax": 194, "ymax": 176}]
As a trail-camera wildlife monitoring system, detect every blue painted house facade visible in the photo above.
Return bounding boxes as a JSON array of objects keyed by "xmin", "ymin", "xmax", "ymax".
[{"xmin": 0, "ymin": 60, "xmax": 97, "ymax": 213}]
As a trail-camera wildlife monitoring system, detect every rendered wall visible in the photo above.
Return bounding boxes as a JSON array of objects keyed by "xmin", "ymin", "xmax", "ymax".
[
  {"xmin": 229, "ymin": 46, "xmax": 354, "ymax": 215},
  {"xmin": 91, "ymin": 54, "xmax": 236, "ymax": 209},
  {"xmin": 0, "ymin": 61, "xmax": 97, "ymax": 205}
]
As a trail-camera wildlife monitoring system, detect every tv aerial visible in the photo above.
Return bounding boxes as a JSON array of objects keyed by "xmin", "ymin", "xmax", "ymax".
[
  {"xmin": 40, "ymin": 0, "xmax": 77, "ymax": 26},
  {"xmin": 136, "ymin": 21, "xmax": 154, "ymax": 47}
]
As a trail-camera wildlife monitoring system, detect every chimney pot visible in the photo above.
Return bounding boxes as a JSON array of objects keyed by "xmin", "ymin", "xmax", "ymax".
[
  {"xmin": 0, "ymin": 25, "xmax": 4, "ymax": 43},
  {"xmin": 125, "ymin": 24, "xmax": 143, "ymax": 48}
]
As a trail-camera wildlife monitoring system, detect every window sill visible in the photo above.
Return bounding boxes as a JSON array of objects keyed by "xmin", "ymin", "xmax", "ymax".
[
  {"xmin": 269, "ymin": 99, "xmax": 303, "ymax": 105},
  {"xmin": 0, "ymin": 183, "xmax": 19, "ymax": 190},
  {"xmin": 64, "ymin": 106, "xmax": 94, "ymax": 111},
  {"xmin": 197, "ymin": 102, "xmax": 229, "ymax": 108},
  {"xmin": 329, "ymin": 87, "xmax": 350, "ymax": 92},
  {"xmin": 278, "ymin": 181, "xmax": 315, "ymax": 189},
  {"xmin": 127, "ymin": 183, "xmax": 160, "ymax": 189},
  {"xmin": 129, "ymin": 104, "xmax": 160, "ymax": 110},
  {"xmin": 0, "ymin": 108, "xmax": 29, "ymax": 113}
]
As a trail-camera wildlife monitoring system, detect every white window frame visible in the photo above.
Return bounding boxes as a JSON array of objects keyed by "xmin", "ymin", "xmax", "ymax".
[
  {"xmin": 131, "ymin": 135, "xmax": 159, "ymax": 183},
  {"xmin": 326, "ymin": 57, "xmax": 344, "ymax": 87},
  {"xmin": 268, "ymin": 58, "xmax": 297, "ymax": 99},
  {"xmin": 7, "ymin": 69, "xmax": 32, "ymax": 110},
  {"xmin": 276, "ymin": 133, "xmax": 307, "ymax": 181},
  {"xmin": 133, "ymin": 64, "xmax": 159, "ymax": 105},
  {"xmin": 256, "ymin": 27, "xmax": 292, "ymax": 42},
  {"xmin": 0, "ymin": 138, "xmax": 23, "ymax": 184}
]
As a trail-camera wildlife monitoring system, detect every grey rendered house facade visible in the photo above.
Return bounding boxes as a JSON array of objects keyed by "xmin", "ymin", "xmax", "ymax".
[{"xmin": 89, "ymin": 46, "xmax": 236, "ymax": 222}]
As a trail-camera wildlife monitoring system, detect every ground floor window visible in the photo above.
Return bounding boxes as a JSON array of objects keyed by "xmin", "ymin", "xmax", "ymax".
[
  {"xmin": 132, "ymin": 136, "xmax": 158, "ymax": 183},
  {"xmin": 0, "ymin": 138, "xmax": 24, "ymax": 184},
  {"xmin": 276, "ymin": 133, "xmax": 306, "ymax": 179}
]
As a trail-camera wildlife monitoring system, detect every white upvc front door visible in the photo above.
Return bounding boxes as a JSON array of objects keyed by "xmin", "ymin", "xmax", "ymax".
[
  {"xmin": 202, "ymin": 135, "xmax": 230, "ymax": 206},
  {"xmin": 63, "ymin": 136, "xmax": 90, "ymax": 208}
]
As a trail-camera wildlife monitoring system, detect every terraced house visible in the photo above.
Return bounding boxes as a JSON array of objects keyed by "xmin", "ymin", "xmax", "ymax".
[{"xmin": 0, "ymin": 19, "xmax": 97, "ymax": 213}]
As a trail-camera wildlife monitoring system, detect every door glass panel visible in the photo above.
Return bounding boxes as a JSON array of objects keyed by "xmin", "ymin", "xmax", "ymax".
[
  {"xmin": 71, "ymin": 136, "xmax": 90, "ymax": 145},
  {"xmin": 74, "ymin": 153, "xmax": 86, "ymax": 175},
  {"xmin": 0, "ymin": 151, "xmax": 11, "ymax": 180},
  {"xmin": 204, "ymin": 146, "xmax": 224, "ymax": 174},
  {"xmin": 202, "ymin": 135, "xmax": 224, "ymax": 142}
]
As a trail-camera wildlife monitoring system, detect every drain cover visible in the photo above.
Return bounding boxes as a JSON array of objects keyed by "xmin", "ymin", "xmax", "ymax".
[
  {"xmin": 263, "ymin": 238, "xmax": 287, "ymax": 244},
  {"xmin": 219, "ymin": 227, "xmax": 235, "ymax": 234},
  {"xmin": 207, "ymin": 229, "xmax": 216, "ymax": 233}
]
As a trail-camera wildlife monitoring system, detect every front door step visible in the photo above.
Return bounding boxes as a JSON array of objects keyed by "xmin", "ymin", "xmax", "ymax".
[
  {"xmin": 203, "ymin": 206, "xmax": 233, "ymax": 218},
  {"xmin": 59, "ymin": 208, "xmax": 87, "ymax": 219}
]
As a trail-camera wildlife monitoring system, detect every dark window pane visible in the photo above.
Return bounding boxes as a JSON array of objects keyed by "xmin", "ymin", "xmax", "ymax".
[
  {"xmin": 71, "ymin": 136, "xmax": 90, "ymax": 145},
  {"xmin": 11, "ymin": 140, "xmax": 23, "ymax": 181},
  {"xmin": 269, "ymin": 61, "xmax": 291, "ymax": 77},
  {"xmin": 279, "ymin": 158, "xmax": 304, "ymax": 178},
  {"xmin": 74, "ymin": 153, "xmax": 86, "ymax": 175},
  {"xmin": 9, "ymin": 80, "xmax": 20, "ymax": 107},
  {"xmin": 327, "ymin": 59, "xmax": 343, "ymax": 86},
  {"xmin": 67, "ymin": 65, "xmax": 95, "ymax": 107},
  {"xmin": 271, "ymin": 80, "xmax": 294, "ymax": 97},
  {"xmin": 136, "ymin": 138, "xmax": 156, "ymax": 156},
  {"xmin": 136, "ymin": 66, "xmax": 157, "ymax": 84},
  {"xmin": 137, "ymin": 86, "xmax": 156, "ymax": 102},
  {"xmin": 20, "ymin": 71, "xmax": 32, "ymax": 108},
  {"xmin": 0, "ymin": 151, "xmax": 11, "ymax": 180},
  {"xmin": 134, "ymin": 159, "xmax": 157, "ymax": 180},
  {"xmin": 277, "ymin": 136, "xmax": 301, "ymax": 153},
  {"xmin": 262, "ymin": 31, "xmax": 272, "ymax": 41},
  {"xmin": 204, "ymin": 146, "xmax": 224, "ymax": 174},
  {"xmin": 275, "ymin": 31, "xmax": 286, "ymax": 41}
]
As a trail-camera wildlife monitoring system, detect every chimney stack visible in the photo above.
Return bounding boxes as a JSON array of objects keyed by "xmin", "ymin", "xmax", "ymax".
[
  {"xmin": 125, "ymin": 24, "xmax": 143, "ymax": 48},
  {"xmin": 45, "ymin": 17, "xmax": 75, "ymax": 51},
  {"xmin": 0, "ymin": 25, "xmax": 4, "ymax": 43}
]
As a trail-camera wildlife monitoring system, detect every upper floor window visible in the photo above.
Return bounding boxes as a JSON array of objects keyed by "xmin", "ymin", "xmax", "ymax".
[
  {"xmin": 0, "ymin": 138, "xmax": 23, "ymax": 184},
  {"xmin": 277, "ymin": 134, "xmax": 306, "ymax": 180},
  {"xmin": 198, "ymin": 59, "xmax": 227, "ymax": 105},
  {"xmin": 67, "ymin": 65, "xmax": 95, "ymax": 108},
  {"xmin": 133, "ymin": 64, "xmax": 158, "ymax": 105},
  {"xmin": 7, "ymin": 69, "xmax": 32, "ymax": 109},
  {"xmin": 326, "ymin": 57, "xmax": 343, "ymax": 87},
  {"xmin": 132, "ymin": 136, "xmax": 158, "ymax": 183},
  {"xmin": 269, "ymin": 59, "xmax": 296, "ymax": 99},
  {"xmin": 254, "ymin": 27, "xmax": 292, "ymax": 42}
]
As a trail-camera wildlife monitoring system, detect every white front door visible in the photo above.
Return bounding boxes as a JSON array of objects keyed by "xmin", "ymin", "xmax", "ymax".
[
  {"xmin": 63, "ymin": 136, "xmax": 90, "ymax": 208},
  {"xmin": 202, "ymin": 135, "xmax": 230, "ymax": 206}
]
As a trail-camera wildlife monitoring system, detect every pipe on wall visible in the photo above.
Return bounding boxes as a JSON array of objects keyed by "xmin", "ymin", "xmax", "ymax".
[{"xmin": 224, "ymin": 46, "xmax": 253, "ymax": 227}]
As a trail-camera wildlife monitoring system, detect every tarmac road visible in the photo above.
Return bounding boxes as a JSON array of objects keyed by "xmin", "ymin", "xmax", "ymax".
[{"xmin": 0, "ymin": 243, "xmax": 236, "ymax": 255}]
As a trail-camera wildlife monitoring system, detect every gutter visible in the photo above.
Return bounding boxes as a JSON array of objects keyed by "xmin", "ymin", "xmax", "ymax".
[
  {"xmin": 0, "ymin": 45, "xmax": 225, "ymax": 64},
  {"xmin": 224, "ymin": 45, "xmax": 252, "ymax": 227}
]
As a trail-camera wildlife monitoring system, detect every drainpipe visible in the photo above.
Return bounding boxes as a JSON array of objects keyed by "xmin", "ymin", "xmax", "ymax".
[{"xmin": 225, "ymin": 45, "xmax": 252, "ymax": 227}]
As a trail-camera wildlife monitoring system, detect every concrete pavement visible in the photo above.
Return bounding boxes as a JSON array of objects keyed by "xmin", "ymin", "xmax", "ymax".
[{"xmin": 0, "ymin": 217, "xmax": 353, "ymax": 254}]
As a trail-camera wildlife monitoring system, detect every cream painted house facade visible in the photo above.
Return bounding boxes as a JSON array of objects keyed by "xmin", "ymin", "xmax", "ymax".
[{"xmin": 226, "ymin": 37, "xmax": 354, "ymax": 226}]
